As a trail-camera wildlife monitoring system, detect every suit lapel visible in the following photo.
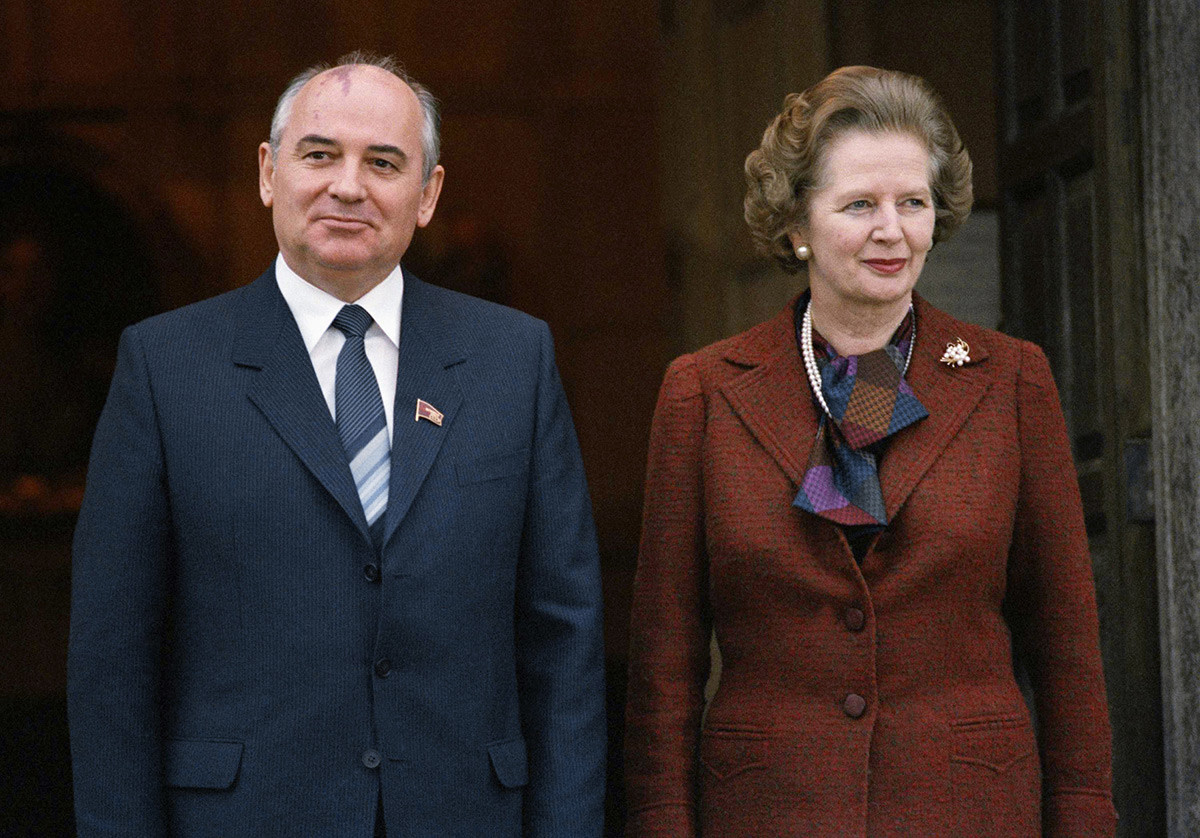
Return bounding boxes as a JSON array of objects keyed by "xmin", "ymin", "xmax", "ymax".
[
  {"xmin": 878, "ymin": 295, "xmax": 993, "ymax": 520},
  {"xmin": 721, "ymin": 304, "xmax": 817, "ymax": 487},
  {"xmin": 234, "ymin": 270, "xmax": 372, "ymax": 544},
  {"xmin": 381, "ymin": 272, "xmax": 465, "ymax": 547}
]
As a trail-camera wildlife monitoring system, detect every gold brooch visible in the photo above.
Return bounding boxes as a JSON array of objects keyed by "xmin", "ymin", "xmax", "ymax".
[{"xmin": 940, "ymin": 338, "xmax": 971, "ymax": 367}]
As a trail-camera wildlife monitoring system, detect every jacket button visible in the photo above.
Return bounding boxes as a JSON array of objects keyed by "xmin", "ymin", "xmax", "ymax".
[
  {"xmin": 843, "ymin": 693, "xmax": 867, "ymax": 718},
  {"xmin": 361, "ymin": 749, "xmax": 382, "ymax": 769},
  {"xmin": 363, "ymin": 563, "xmax": 380, "ymax": 583},
  {"xmin": 844, "ymin": 607, "xmax": 866, "ymax": 632},
  {"xmin": 374, "ymin": 658, "xmax": 391, "ymax": 678}
]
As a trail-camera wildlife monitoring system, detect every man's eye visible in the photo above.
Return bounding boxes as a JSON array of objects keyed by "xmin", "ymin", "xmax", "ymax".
[
  {"xmin": 371, "ymin": 159, "xmax": 396, "ymax": 170},
  {"xmin": 305, "ymin": 151, "xmax": 329, "ymax": 161}
]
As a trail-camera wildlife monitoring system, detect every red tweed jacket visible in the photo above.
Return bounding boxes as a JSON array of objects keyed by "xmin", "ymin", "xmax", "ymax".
[{"xmin": 624, "ymin": 296, "xmax": 1116, "ymax": 837}]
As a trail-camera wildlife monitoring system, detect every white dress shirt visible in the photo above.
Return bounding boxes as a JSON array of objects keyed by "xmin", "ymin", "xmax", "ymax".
[{"xmin": 274, "ymin": 253, "xmax": 403, "ymax": 442}]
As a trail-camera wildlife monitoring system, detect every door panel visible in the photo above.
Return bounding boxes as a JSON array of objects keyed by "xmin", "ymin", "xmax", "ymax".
[{"xmin": 997, "ymin": 0, "xmax": 1163, "ymax": 832}]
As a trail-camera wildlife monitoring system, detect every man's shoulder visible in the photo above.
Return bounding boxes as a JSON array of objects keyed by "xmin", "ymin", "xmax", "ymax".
[
  {"xmin": 128, "ymin": 275, "xmax": 262, "ymax": 344},
  {"xmin": 411, "ymin": 278, "xmax": 548, "ymax": 348},
  {"xmin": 417, "ymin": 280, "xmax": 540, "ymax": 326},
  {"xmin": 114, "ymin": 274, "xmax": 278, "ymax": 377}
]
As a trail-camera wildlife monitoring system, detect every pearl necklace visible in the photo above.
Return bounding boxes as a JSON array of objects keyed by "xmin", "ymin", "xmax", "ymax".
[{"xmin": 801, "ymin": 301, "xmax": 916, "ymax": 422}]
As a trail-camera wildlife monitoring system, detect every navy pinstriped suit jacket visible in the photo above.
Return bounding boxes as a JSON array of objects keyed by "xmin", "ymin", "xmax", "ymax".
[{"xmin": 68, "ymin": 267, "xmax": 606, "ymax": 836}]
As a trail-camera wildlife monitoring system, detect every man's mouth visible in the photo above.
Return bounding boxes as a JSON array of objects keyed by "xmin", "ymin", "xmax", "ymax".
[{"xmin": 318, "ymin": 215, "xmax": 371, "ymax": 228}]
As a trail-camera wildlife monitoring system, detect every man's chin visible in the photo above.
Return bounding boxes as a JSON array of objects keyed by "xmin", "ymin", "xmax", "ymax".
[
  {"xmin": 295, "ymin": 255, "xmax": 397, "ymax": 296},
  {"xmin": 307, "ymin": 247, "xmax": 385, "ymax": 276},
  {"xmin": 286, "ymin": 242, "xmax": 403, "ymax": 286}
]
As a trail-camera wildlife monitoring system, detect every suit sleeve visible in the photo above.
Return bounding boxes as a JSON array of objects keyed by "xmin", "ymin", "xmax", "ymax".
[
  {"xmin": 68, "ymin": 325, "xmax": 171, "ymax": 837},
  {"xmin": 623, "ymin": 356, "xmax": 711, "ymax": 837},
  {"xmin": 514, "ymin": 321, "xmax": 607, "ymax": 837},
  {"xmin": 1007, "ymin": 342, "xmax": 1118, "ymax": 836}
]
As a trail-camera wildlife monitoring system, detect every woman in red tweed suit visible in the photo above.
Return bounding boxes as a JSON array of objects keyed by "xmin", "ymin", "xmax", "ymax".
[{"xmin": 624, "ymin": 67, "xmax": 1116, "ymax": 836}]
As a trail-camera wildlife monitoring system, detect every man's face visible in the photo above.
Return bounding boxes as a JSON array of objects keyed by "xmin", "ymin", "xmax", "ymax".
[{"xmin": 259, "ymin": 65, "xmax": 444, "ymax": 300}]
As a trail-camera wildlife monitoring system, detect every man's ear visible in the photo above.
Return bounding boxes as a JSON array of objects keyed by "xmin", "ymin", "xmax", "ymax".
[
  {"xmin": 416, "ymin": 164, "xmax": 446, "ymax": 228},
  {"xmin": 258, "ymin": 142, "xmax": 275, "ymax": 208}
]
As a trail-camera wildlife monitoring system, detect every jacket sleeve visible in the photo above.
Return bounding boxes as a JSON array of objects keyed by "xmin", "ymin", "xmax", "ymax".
[
  {"xmin": 68, "ymin": 325, "xmax": 171, "ymax": 837},
  {"xmin": 514, "ymin": 320, "xmax": 607, "ymax": 837},
  {"xmin": 1007, "ymin": 341, "xmax": 1118, "ymax": 836},
  {"xmin": 623, "ymin": 355, "xmax": 711, "ymax": 836}
]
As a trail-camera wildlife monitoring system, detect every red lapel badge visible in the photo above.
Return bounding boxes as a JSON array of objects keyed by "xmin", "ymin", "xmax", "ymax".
[{"xmin": 415, "ymin": 399, "xmax": 444, "ymax": 426}]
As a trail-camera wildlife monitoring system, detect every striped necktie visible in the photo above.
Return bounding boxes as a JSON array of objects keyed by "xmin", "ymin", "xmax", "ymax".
[{"xmin": 332, "ymin": 304, "xmax": 390, "ymax": 547}]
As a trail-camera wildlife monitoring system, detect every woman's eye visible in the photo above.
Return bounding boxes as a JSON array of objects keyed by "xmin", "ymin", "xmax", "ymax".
[
  {"xmin": 905, "ymin": 197, "xmax": 928, "ymax": 208},
  {"xmin": 846, "ymin": 199, "xmax": 870, "ymax": 210}
]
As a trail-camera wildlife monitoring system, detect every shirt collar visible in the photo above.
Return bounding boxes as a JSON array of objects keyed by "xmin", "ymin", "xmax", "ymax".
[{"xmin": 274, "ymin": 253, "xmax": 404, "ymax": 351}]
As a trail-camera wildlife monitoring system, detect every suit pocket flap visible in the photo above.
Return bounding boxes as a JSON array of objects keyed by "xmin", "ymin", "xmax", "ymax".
[
  {"xmin": 700, "ymin": 726, "xmax": 769, "ymax": 781},
  {"xmin": 165, "ymin": 739, "xmax": 244, "ymax": 789},
  {"xmin": 456, "ymin": 448, "xmax": 528, "ymax": 485},
  {"xmin": 950, "ymin": 714, "xmax": 1034, "ymax": 773},
  {"xmin": 487, "ymin": 737, "xmax": 528, "ymax": 788}
]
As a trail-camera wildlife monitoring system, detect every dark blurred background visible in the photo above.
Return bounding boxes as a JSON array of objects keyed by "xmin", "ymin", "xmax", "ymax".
[{"xmin": 3, "ymin": 0, "xmax": 1191, "ymax": 835}]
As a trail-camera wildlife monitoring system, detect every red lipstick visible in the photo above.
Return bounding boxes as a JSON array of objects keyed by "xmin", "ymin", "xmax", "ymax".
[{"xmin": 864, "ymin": 259, "xmax": 906, "ymax": 275}]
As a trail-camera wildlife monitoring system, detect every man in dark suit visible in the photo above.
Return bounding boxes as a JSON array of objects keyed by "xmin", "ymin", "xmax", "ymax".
[{"xmin": 68, "ymin": 52, "xmax": 606, "ymax": 837}]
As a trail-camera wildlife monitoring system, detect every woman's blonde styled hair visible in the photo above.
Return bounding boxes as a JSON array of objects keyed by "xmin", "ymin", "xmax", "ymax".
[{"xmin": 744, "ymin": 66, "xmax": 973, "ymax": 273}]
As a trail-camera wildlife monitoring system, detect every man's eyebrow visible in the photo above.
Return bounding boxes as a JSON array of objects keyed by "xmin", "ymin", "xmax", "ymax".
[
  {"xmin": 293, "ymin": 136, "xmax": 406, "ymax": 160},
  {"xmin": 366, "ymin": 144, "xmax": 406, "ymax": 159},
  {"xmin": 296, "ymin": 134, "xmax": 337, "ymax": 147}
]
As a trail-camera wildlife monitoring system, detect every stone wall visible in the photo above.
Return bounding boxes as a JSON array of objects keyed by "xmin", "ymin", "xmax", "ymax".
[{"xmin": 1143, "ymin": 0, "xmax": 1200, "ymax": 832}]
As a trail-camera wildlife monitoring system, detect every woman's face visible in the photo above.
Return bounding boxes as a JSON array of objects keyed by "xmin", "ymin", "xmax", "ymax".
[{"xmin": 790, "ymin": 130, "xmax": 936, "ymax": 317}]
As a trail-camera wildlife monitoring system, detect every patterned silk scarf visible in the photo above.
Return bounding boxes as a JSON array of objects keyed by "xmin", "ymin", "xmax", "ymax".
[{"xmin": 792, "ymin": 298, "xmax": 928, "ymax": 534}]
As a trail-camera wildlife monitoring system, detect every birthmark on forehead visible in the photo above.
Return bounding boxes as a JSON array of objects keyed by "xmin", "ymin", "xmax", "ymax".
[{"xmin": 328, "ymin": 66, "xmax": 356, "ymax": 95}]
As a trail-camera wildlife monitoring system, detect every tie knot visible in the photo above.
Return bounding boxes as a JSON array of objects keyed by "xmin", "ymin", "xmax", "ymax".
[{"xmin": 332, "ymin": 304, "xmax": 373, "ymax": 339}]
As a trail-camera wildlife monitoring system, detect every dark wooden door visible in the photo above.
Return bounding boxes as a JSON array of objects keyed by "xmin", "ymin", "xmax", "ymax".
[{"xmin": 997, "ymin": 0, "xmax": 1163, "ymax": 832}]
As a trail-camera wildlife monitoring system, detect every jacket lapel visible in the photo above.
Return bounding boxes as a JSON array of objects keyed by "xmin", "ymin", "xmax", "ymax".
[
  {"xmin": 878, "ymin": 295, "xmax": 993, "ymax": 520},
  {"xmin": 720, "ymin": 303, "xmax": 817, "ymax": 487},
  {"xmin": 233, "ymin": 269, "xmax": 373, "ymax": 543},
  {"xmin": 381, "ymin": 272, "xmax": 465, "ymax": 547},
  {"xmin": 720, "ymin": 295, "xmax": 995, "ymax": 526}
]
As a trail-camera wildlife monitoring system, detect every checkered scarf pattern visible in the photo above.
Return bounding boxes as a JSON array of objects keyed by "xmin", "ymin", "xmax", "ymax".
[{"xmin": 792, "ymin": 304, "xmax": 928, "ymax": 531}]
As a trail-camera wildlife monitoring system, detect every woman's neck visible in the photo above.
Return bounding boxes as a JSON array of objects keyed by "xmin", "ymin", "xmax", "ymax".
[{"xmin": 808, "ymin": 291, "xmax": 913, "ymax": 356}]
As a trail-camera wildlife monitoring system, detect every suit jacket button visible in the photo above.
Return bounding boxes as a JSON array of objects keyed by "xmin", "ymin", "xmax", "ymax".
[
  {"xmin": 844, "ymin": 607, "xmax": 866, "ymax": 632},
  {"xmin": 374, "ymin": 658, "xmax": 391, "ymax": 678},
  {"xmin": 363, "ymin": 563, "xmax": 380, "ymax": 582},
  {"xmin": 843, "ymin": 693, "xmax": 867, "ymax": 718},
  {"xmin": 361, "ymin": 749, "xmax": 382, "ymax": 769}
]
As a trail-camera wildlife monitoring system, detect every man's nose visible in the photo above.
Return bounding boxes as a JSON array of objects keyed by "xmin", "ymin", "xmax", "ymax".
[{"xmin": 328, "ymin": 161, "xmax": 367, "ymax": 202}]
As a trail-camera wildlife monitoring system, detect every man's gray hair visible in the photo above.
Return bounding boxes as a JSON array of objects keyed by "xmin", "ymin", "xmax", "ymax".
[{"xmin": 268, "ymin": 50, "xmax": 441, "ymax": 185}]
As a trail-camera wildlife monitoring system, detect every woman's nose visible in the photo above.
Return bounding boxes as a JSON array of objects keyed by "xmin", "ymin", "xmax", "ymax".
[{"xmin": 871, "ymin": 205, "xmax": 903, "ymax": 242}]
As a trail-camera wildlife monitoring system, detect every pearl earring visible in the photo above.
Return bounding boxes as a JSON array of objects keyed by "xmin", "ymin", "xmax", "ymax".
[{"xmin": 794, "ymin": 244, "xmax": 810, "ymax": 261}]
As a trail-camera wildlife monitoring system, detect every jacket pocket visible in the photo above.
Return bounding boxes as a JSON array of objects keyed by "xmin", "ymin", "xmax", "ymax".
[
  {"xmin": 950, "ymin": 714, "xmax": 1040, "ymax": 834},
  {"xmin": 456, "ymin": 448, "xmax": 529, "ymax": 486},
  {"xmin": 164, "ymin": 739, "xmax": 244, "ymax": 789},
  {"xmin": 488, "ymin": 736, "xmax": 529, "ymax": 789},
  {"xmin": 950, "ymin": 713, "xmax": 1034, "ymax": 773},
  {"xmin": 700, "ymin": 726, "xmax": 768, "ymax": 781}
]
